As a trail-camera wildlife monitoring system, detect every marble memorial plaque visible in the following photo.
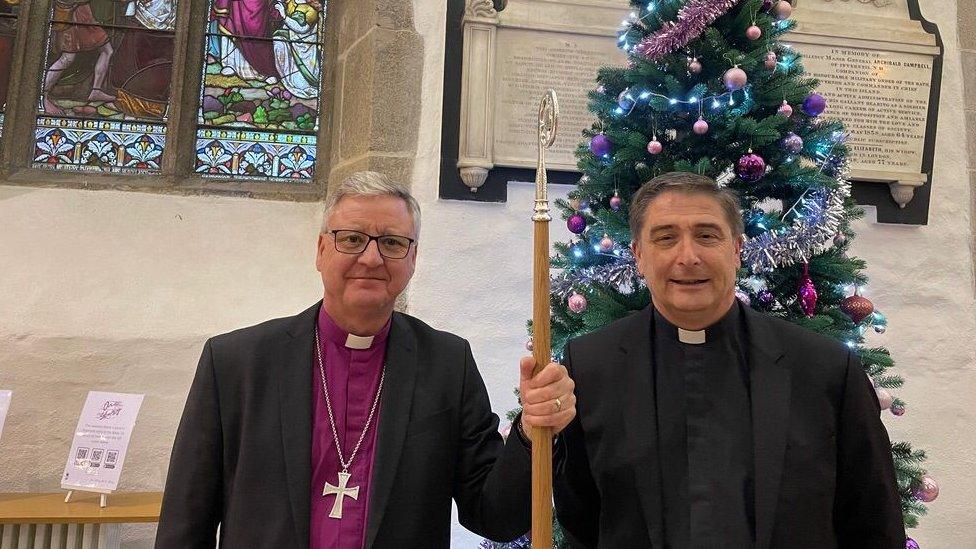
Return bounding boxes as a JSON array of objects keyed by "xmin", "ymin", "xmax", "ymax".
[
  {"xmin": 493, "ymin": 29, "xmax": 626, "ymax": 170},
  {"xmin": 796, "ymin": 44, "xmax": 932, "ymax": 175}
]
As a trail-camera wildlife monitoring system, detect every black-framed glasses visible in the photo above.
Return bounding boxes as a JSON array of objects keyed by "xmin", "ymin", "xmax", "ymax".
[{"xmin": 328, "ymin": 230, "xmax": 416, "ymax": 259}]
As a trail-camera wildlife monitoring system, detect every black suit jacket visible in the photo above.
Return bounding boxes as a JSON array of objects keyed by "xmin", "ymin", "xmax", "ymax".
[
  {"xmin": 156, "ymin": 303, "xmax": 532, "ymax": 548},
  {"xmin": 554, "ymin": 305, "xmax": 905, "ymax": 549}
]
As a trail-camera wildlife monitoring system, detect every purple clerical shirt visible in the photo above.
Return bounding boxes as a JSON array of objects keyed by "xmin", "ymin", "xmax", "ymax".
[{"xmin": 310, "ymin": 308, "xmax": 390, "ymax": 549}]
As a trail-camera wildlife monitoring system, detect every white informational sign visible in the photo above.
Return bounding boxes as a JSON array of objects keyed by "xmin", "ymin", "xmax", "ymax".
[
  {"xmin": 0, "ymin": 390, "xmax": 11, "ymax": 441},
  {"xmin": 61, "ymin": 391, "xmax": 144, "ymax": 494}
]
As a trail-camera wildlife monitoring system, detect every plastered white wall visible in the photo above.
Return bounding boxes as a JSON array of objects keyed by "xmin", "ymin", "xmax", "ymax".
[{"xmin": 0, "ymin": 0, "xmax": 973, "ymax": 547}]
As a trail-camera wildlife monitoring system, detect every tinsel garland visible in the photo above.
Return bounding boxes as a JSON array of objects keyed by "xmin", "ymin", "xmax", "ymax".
[
  {"xmin": 552, "ymin": 259, "xmax": 644, "ymax": 299},
  {"xmin": 553, "ymin": 179, "xmax": 849, "ymax": 292},
  {"xmin": 633, "ymin": 0, "xmax": 742, "ymax": 60},
  {"xmin": 740, "ymin": 179, "xmax": 851, "ymax": 273}
]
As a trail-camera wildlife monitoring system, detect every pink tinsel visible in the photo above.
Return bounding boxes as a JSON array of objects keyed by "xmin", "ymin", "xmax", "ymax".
[{"xmin": 633, "ymin": 0, "xmax": 742, "ymax": 60}]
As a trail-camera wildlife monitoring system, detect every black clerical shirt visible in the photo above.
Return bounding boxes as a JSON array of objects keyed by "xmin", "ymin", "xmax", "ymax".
[{"xmin": 652, "ymin": 302, "xmax": 756, "ymax": 548}]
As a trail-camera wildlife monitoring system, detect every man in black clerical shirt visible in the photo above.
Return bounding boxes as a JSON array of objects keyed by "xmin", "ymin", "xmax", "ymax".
[{"xmin": 554, "ymin": 172, "xmax": 905, "ymax": 548}]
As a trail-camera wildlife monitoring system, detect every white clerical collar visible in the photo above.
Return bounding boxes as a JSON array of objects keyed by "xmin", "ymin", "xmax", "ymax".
[
  {"xmin": 677, "ymin": 328, "xmax": 706, "ymax": 345},
  {"xmin": 344, "ymin": 333, "xmax": 375, "ymax": 350}
]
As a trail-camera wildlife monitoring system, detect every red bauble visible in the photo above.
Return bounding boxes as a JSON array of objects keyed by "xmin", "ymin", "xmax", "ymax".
[{"xmin": 841, "ymin": 293, "xmax": 874, "ymax": 324}]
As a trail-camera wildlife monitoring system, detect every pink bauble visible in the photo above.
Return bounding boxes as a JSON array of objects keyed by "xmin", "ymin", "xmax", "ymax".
[
  {"xmin": 525, "ymin": 339, "xmax": 533, "ymax": 351},
  {"xmin": 724, "ymin": 66, "xmax": 748, "ymax": 91},
  {"xmin": 774, "ymin": 0, "xmax": 793, "ymax": 19},
  {"xmin": 647, "ymin": 138, "xmax": 663, "ymax": 154},
  {"xmin": 597, "ymin": 85, "xmax": 606, "ymax": 94},
  {"xmin": 777, "ymin": 100, "xmax": 794, "ymax": 117},
  {"xmin": 891, "ymin": 403, "xmax": 906, "ymax": 416},
  {"xmin": 599, "ymin": 235, "xmax": 614, "ymax": 252},
  {"xmin": 765, "ymin": 51, "xmax": 778, "ymax": 69},
  {"xmin": 568, "ymin": 292, "xmax": 588, "ymax": 314},
  {"xmin": 689, "ymin": 58, "xmax": 702, "ymax": 74},
  {"xmin": 693, "ymin": 117, "xmax": 709, "ymax": 135},
  {"xmin": 610, "ymin": 195, "xmax": 622, "ymax": 211},
  {"xmin": 916, "ymin": 475, "xmax": 939, "ymax": 502},
  {"xmin": 746, "ymin": 25, "xmax": 762, "ymax": 40},
  {"xmin": 875, "ymin": 388, "xmax": 893, "ymax": 410}
]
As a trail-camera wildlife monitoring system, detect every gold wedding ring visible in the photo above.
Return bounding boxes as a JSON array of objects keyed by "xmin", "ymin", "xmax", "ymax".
[{"xmin": 554, "ymin": 397, "xmax": 562, "ymax": 412}]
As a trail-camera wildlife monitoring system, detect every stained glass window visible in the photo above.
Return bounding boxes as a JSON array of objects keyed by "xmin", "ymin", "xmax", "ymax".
[
  {"xmin": 0, "ymin": 0, "xmax": 21, "ymax": 139},
  {"xmin": 195, "ymin": 0, "xmax": 325, "ymax": 180},
  {"xmin": 33, "ymin": 0, "xmax": 178, "ymax": 173}
]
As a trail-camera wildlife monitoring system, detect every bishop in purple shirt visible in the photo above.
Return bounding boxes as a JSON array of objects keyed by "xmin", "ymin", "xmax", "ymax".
[{"xmin": 157, "ymin": 171, "xmax": 577, "ymax": 549}]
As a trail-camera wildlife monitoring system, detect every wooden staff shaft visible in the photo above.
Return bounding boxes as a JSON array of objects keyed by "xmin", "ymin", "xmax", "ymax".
[
  {"xmin": 530, "ymin": 89, "xmax": 558, "ymax": 549},
  {"xmin": 531, "ymin": 219, "xmax": 553, "ymax": 547}
]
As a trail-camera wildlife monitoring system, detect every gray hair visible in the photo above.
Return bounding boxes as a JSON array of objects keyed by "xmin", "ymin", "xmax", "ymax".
[
  {"xmin": 321, "ymin": 171, "xmax": 421, "ymax": 238},
  {"xmin": 629, "ymin": 172, "xmax": 744, "ymax": 241}
]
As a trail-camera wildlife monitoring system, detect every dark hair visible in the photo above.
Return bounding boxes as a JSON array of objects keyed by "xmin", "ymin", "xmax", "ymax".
[{"xmin": 628, "ymin": 172, "xmax": 744, "ymax": 241}]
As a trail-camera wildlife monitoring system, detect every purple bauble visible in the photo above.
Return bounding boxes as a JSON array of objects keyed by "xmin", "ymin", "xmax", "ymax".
[
  {"xmin": 891, "ymin": 403, "xmax": 906, "ymax": 416},
  {"xmin": 746, "ymin": 25, "xmax": 762, "ymax": 40},
  {"xmin": 525, "ymin": 339, "xmax": 533, "ymax": 351},
  {"xmin": 590, "ymin": 133, "xmax": 612, "ymax": 156},
  {"xmin": 599, "ymin": 235, "xmax": 614, "ymax": 252},
  {"xmin": 875, "ymin": 388, "xmax": 893, "ymax": 410},
  {"xmin": 905, "ymin": 538, "xmax": 920, "ymax": 549},
  {"xmin": 915, "ymin": 475, "xmax": 939, "ymax": 502},
  {"xmin": 724, "ymin": 66, "xmax": 748, "ymax": 91},
  {"xmin": 736, "ymin": 152, "xmax": 767, "ymax": 182},
  {"xmin": 610, "ymin": 195, "xmax": 622, "ymax": 211},
  {"xmin": 777, "ymin": 100, "xmax": 794, "ymax": 117},
  {"xmin": 761, "ymin": 0, "xmax": 775, "ymax": 10},
  {"xmin": 647, "ymin": 138, "xmax": 663, "ymax": 154},
  {"xmin": 693, "ymin": 117, "xmax": 709, "ymax": 135},
  {"xmin": 783, "ymin": 132, "xmax": 804, "ymax": 153},
  {"xmin": 568, "ymin": 292, "xmax": 588, "ymax": 314},
  {"xmin": 758, "ymin": 290, "xmax": 775, "ymax": 305},
  {"xmin": 567, "ymin": 213, "xmax": 587, "ymax": 234},
  {"xmin": 802, "ymin": 93, "xmax": 827, "ymax": 116},
  {"xmin": 597, "ymin": 85, "xmax": 606, "ymax": 94},
  {"xmin": 765, "ymin": 51, "xmax": 778, "ymax": 69},
  {"xmin": 774, "ymin": 0, "xmax": 793, "ymax": 19}
]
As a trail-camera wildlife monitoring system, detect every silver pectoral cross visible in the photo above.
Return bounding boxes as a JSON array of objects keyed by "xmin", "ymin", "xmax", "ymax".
[{"xmin": 322, "ymin": 470, "xmax": 360, "ymax": 519}]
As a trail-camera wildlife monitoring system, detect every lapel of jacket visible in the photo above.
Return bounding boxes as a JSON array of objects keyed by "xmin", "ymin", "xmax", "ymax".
[
  {"xmin": 278, "ymin": 302, "xmax": 319, "ymax": 547},
  {"xmin": 743, "ymin": 307, "xmax": 791, "ymax": 549},
  {"xmin": 364, "ymin": 312, "xmax": 419, "ymax": 549},
  {"xmin": 620, "ymin": 306, "xmax": 665, "ymax": 548}
]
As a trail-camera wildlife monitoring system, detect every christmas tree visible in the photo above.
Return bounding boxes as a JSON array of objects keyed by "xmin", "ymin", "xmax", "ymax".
[{"xmin": 483, "ymin": 0, "xmax": 937, "ymax": 546}]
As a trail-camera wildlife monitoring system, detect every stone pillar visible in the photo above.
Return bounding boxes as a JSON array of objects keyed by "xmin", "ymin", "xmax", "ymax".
[
  {"xmin": 328, "ymin": 0, "xmax": 425, "ymax": 191},
  {"xmin": 962, "ymin": 0, "xmax": 976, "ymax": 291}
]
